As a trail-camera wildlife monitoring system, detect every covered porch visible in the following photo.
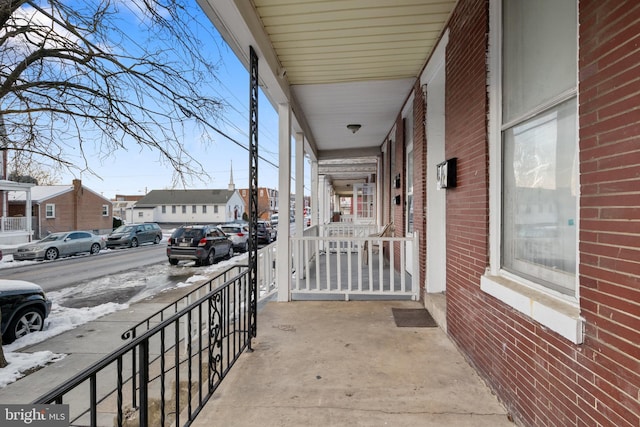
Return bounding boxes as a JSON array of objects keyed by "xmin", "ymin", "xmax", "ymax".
[{"xmin": 0, "ymin": 179, "xmax": 34, "ymax": 245}]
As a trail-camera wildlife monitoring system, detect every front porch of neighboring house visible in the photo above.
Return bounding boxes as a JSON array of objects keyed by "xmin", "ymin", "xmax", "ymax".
[{"xmin": 0, "ymin": 180, "xmax": 34, "ymax": 246}]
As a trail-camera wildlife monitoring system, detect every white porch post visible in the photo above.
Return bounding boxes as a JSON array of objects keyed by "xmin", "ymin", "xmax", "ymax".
[
  {"xmin": 311, "ymin": 160, "xmax": 318, "ymax": 226},
  {"xmin": 318, "ymin": 175, "xmax": 328, "ymax": 225},
  {"xmin": 26, "ymin": 189, "xmax": 32, "ymax": 239},
  {"xmin": 277, "ymin": 103, "xmax": 292, "ymax": 302},
  {"xmin": 295, "ymin": 132, "xmax": 304, "ymax": 237}
]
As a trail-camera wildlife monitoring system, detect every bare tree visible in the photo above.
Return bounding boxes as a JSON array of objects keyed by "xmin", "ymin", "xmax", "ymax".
[
  {"xmin": 0, "ymin": 0, "xmax": 225, "ymax": 367},
  {"xmin": 0, "ymin": 0, "xmax": 224, "ymax": 184}
]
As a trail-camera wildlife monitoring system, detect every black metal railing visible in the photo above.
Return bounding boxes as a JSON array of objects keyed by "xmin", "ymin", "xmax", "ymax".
[{"xmin": 34, "ymin": 268, "xmax": 253, "ymax": 427}]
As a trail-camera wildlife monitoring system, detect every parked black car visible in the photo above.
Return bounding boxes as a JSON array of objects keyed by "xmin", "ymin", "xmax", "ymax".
[
  {"xmin": 167, "ymin": 225, "xmax": 233, "ymax": 266},
  {"xmin": 0, "ymin": 279, "xmax": 52, "ymax": 344},
  {"xmin": 106, "ymin": 223, "xmax": 163, "ymax": 248}
]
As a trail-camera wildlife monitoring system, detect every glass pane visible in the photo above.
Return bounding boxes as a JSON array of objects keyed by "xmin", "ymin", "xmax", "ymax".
[
  {"xmin": 503, "ymin": 0, "xmax": 576, "ymax": 123},
  {"xmin": 502, "ymin": 98, "xmax": 577, "ymax": 293}
]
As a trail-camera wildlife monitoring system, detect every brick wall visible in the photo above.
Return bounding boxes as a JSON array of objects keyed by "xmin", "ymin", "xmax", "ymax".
[
  {"xmin": 442, "ymin": 0, "xmax": 640, "ymax": 426},
  {"xmin": 578, "ymin": 1, "xmax": 640, "ymax": 426}
]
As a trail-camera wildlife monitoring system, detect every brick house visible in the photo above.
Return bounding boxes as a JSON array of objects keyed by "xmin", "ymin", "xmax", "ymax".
[
  {"xmin": 204, "ymin": 1, "xmax": 640, "ymax": 426},
  {"xmin": 8, "ymin": 179, "xmax": 113, "ymax": 239},
  {"xmin": 238, "ymin": 187, "xmax": 278, "ymax": 221}
]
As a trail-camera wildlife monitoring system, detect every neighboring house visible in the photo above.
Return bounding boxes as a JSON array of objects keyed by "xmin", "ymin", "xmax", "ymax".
[
  {"xmin": 133, "ymin": 189, "xmax": 245, "ymax": 225},
  {"xmin": 112, "ymin": 194, "xmax": 146, "ymax": 224},
  {"xmin": 238, "ymin": 187, "xmax": 278, "ymax": 221},
  {"xmin": 8, "ymin": 179, "xmax": 113, "ymax": 239}
]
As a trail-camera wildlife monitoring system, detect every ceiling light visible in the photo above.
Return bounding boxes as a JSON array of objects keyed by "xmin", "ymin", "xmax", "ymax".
[{"xmin": 347, "ymin": 124, "xmax": 361, "ymax": 134}]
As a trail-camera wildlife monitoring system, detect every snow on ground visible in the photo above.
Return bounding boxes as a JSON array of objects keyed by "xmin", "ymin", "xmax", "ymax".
[{"xmin": 0, "ymin": 237, "xmax": 246, "ymax": 389}]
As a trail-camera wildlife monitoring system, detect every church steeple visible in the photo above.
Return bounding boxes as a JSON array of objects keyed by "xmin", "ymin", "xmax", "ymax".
[{"xmin": 228, "ymin": 160, "xmax": 235, "ymax": 191}]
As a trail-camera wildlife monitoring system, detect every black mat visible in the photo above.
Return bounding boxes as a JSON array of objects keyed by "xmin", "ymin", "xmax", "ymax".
[{"xmin": 392, "ymin": 308, "xmax": 438, "ymax": 327}]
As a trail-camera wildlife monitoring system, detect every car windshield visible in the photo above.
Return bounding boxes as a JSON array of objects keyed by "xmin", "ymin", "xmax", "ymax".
[
  {"xmin": 114, "ymin": 225, "xmax": 134, "ymax": 233},
  {"xmin": 40, "ymin": 233, "xmax": 65, "ymax": 242},
  {"xmin": 221, "ymin": 227, "xmax": 239, "ymax": 233}
]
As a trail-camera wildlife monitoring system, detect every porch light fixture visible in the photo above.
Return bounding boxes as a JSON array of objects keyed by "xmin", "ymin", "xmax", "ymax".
[{"xmin": 347, "ymin": 124, "xmax": 361, "ymax": 133}]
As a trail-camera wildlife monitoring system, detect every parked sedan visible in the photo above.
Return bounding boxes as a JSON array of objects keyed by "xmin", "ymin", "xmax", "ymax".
[
  {"xmin": 106, "ymin": 223, "xmax": 163, "ymax": 248},
  {"xmin": 0, "ymin": 279, "xmax": 52, "ymax": 344},
  {"xmin": 167, "ymin": 225, "xmax": 233, "ymax": 266},
  {"xmin": 220, "ymin": 223, "xmax": 249, "ymax": 252},
  {"xmin": 13, "ymin": 231, "xmax": 106, "ymax": 261}
]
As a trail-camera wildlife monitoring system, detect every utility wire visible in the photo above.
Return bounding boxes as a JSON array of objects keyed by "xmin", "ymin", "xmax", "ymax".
[{"xmin": 200, "ymin": 118, "xmax": 280, "ymax": 169}]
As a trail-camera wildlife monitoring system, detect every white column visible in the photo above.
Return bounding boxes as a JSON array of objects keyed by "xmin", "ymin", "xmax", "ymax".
[
  {"xmin": 311, "ymin": 160, "xmax": 318, "ymax": 226},
  {"xmin": 295, "ymin": 132, "xmax": 304, "ymax": 237},
  {"xmin": 277, "ymin": 103, "xmax": 292, "ymax": 302},
  {"xmin": 318, "ymin": 175, "xmax": 326, "ymax": 225},
  {"xmin": 26, "ymin": 189, "xmax": 32, "ymax": 239}
]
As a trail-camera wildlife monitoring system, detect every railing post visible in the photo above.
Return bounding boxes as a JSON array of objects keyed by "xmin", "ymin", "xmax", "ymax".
[
  {"xmin": 248, "ymin": 45, "xmax": 259, "ymax": 349},
  {"xmin": 138, "ymin": 340, "xmax": 149, "ymax": 427}
]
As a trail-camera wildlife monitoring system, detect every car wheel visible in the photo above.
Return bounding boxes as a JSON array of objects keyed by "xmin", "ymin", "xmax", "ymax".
[
  {"xmin": 5, "ymin": 307, "xmax": 45, "ymax": 344},
  {"xmin": 44, "ymin": 247, "xmax": 59, "ymax": 260},
  {"xmin": 154, "ymin": 235, "xmax": 161, "ymax": 244},
  {"xmin": 169, "ymin": 258, "xmax": 179, "ymax": 265},
  {"xmin": 227, "ymin": 246, "xmax": 234, "ymax": 259},
  {"xmin": 90, "ymin": 243, "xmax": 101, "ymax": 254},
  {"xmin": 206, "ymin": 250, "xmax": 216, "ymax": 266},
  {"xmin": 130, "ymin": 238, "xmax": 139, "ymax": 248}
]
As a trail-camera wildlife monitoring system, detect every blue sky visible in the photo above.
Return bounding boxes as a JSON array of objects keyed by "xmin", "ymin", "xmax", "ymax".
[{"xmin": 56, "ymin": 3, "xmax": 289, "ymax": 199}]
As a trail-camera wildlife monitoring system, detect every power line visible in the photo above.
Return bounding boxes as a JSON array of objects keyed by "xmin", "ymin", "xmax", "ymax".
[{"xmin": 199, "ymin": 118, "xmax": 280, "ymax": 169}]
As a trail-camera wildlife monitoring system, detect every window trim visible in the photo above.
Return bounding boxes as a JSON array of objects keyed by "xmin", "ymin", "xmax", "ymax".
[
  {"xmin": 102, "ymin": 204, "xmax": 109, "ymax": 216},
  {"xmin": 45, "ymin": 203, "xmax": 55, "ymax": 218},
  {"xmin": 484, "ymin": 0, "xmax": 583, "ymax": 344}
]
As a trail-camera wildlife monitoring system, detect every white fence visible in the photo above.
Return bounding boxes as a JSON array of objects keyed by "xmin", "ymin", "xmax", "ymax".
[{"xmin": 291, "ymin": 225, "xmax": 418, "ymax": 300}]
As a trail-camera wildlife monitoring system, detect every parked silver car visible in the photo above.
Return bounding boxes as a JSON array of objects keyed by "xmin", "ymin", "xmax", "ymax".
[
  {"xmin": 13, "ymin": 231, "xmax": 106, "ymax": 261},
  {"xmin": 220, "ymin": 223, "xmax": 249, "ymax": 252}
]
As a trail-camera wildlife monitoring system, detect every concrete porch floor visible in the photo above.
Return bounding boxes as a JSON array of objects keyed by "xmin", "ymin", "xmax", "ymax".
[{"xmin": 192, "ymin": 300, "xmax": 513, "ymax": 427}]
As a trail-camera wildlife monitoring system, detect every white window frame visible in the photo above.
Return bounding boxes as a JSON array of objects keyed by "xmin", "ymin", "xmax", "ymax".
[
  {"xmin": 45, "ymin": 204, "xmax": 55, "ymax": 218},
  {"xmin": 482, "ymin": 0, "xmax": 583, "ymax": 344},
  {"xmin": 102, "ymin": 205, "xmax": 109, "ymax": 216}
]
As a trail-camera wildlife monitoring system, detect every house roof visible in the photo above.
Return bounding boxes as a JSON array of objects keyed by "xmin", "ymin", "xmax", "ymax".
[
  {"xmin": 7, "ymin": 183, "xmax": 112, "ymax": 203},
  {"xmin": 135, "ymin": 189, "xmax": 238, "ymax": 207},
  {"xmin": 8, "ymin": 185, "xmax": 73, "ymax": 203}
]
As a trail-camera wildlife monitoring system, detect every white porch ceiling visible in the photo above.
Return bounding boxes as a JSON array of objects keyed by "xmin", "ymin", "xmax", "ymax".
[{"xmin": 197, "ymin": 0, "xmax": 456, "ymax": 186}]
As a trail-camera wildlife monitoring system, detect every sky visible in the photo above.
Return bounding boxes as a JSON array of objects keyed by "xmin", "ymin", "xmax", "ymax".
[
  {"xmin": 42, "ymin": 2, "xmax": 294, "ymax": 199},
  {"xmin": 0, "ymin": 233, "xmax": 246, "ymax": 388}
]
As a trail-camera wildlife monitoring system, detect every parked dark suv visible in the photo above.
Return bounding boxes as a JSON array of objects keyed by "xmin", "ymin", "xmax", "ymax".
[
  {"xmin": 106, "ymin": 223, "xmax": 163, "ymax": 248},
  {"xmin": 167, "ymin": 225, "xmax": 233, "ymax": 266},
  {"xmin": 257, "ymin": 221, "xmax": 275, "ymax": 244}
]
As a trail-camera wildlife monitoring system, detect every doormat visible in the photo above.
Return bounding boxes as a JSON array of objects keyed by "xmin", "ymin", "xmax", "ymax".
[{"xmin": 392, "ymin": 308, "xmax": 438, "ymax": 327}]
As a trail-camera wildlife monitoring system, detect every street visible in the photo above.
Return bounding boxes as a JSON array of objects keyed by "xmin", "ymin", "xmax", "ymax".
[{"xmin": 1, "ymin": 243, "xmax": 168, "ymax": 292}]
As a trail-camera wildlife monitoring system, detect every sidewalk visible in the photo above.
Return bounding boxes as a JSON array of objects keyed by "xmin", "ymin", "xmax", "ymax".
[{"xmin": 0, "ymin": 284, "xmax": 195, "ymax": 404}]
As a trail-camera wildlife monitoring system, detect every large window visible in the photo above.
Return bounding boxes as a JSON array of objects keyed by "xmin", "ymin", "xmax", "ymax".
[{"xmin": 501, "ymin": 0, "xmax": 577, "ymax": 294}]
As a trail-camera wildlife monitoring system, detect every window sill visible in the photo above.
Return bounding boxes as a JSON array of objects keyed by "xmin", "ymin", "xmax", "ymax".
[{"xmin": 480, "ymin": 273, "xmax": 584, "ymax": 344}]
